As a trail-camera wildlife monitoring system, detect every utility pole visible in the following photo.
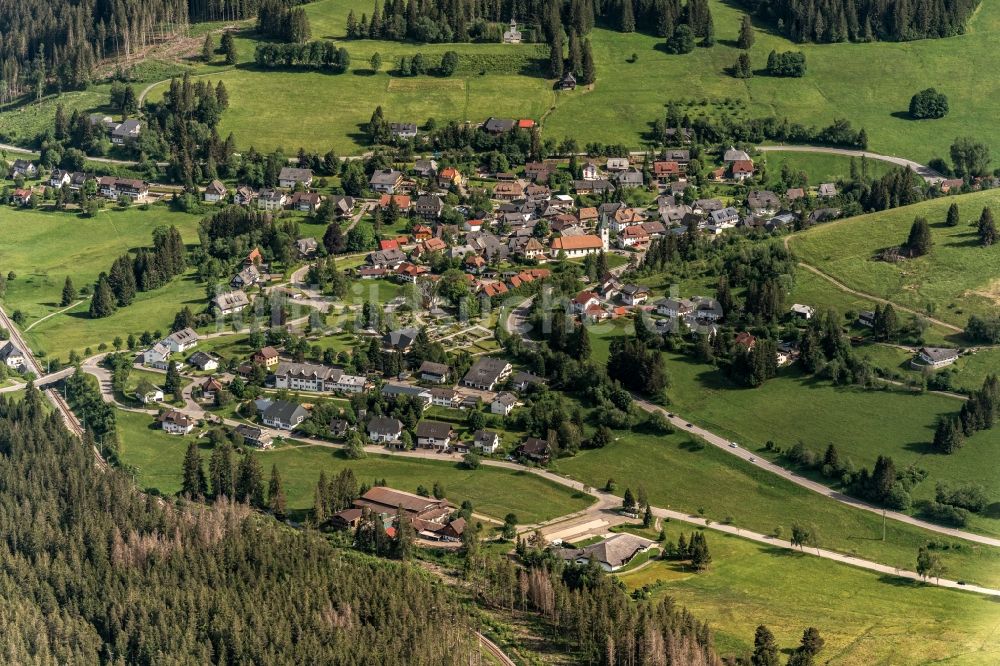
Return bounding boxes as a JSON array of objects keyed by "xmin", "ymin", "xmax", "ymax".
[{"xmin": 882, "ymin": 509, "xmax": 886, "ymax": 541}]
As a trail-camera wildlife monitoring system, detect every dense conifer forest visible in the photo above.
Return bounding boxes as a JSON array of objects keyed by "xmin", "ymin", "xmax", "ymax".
[
  {"xmin": 739, "ymin": 0, "xmax": 980, "ymax": 42},
  {"xmin": 0, "ymin": 386, "xmax": 477, "ymax": 664}
]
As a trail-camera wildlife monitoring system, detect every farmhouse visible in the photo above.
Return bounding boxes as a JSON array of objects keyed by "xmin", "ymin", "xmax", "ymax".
[
  {"xmin": 212, "ymin": 290, "xmax": 250, "ymax": 315},
  {"xmin": 914, "ymin": 347, "xmax": 960, "ymax": 369},
  {"xmin": 353, "ymin": 487, "xmax": 451, "ymax": 529},
  {"xmin": 559, "ymin": 533, "xmax": 655, "ymax": 571}
]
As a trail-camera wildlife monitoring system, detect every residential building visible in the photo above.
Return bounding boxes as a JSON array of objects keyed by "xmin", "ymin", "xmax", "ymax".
[
  {"xmin": 204, "ymin": 180, "xmax": 227, "ymax": 202},
  {"xmin": 164, "ymin": 327, "xmax": 198, "ymax": 353},
  {"xmin": 418, "ymin": 361, "xmax": 449, "ymax": 384},
  {"xmin": 0, "ymin": 342, "xmax": 26, "ymax": 370},
  {"xmin": 252, "ymin": 346, "xmax": 280, "ymax": 369},
  {"xmin": 158, "ymin": 410, "xmax": 194, "ymax": 435},
  {"xmin": 473, "ymin": 430, "xmax": 501, "ymax": 454},
  {"xmin": 747, "ymin": 190, "xmax": 780, "ymax": 216},
  {"xmin": 438, "ymin": 166, "xmax": 463, "ymax": 188},
  {"xmin": 620, "ymin": 284, "xmax": 650, "ymax": 306},
  {"xmin": 415, "ymin": 195, "xmax": 444, "ymax": 219},
  {"xmin": 415, "ymin": 420, "xmax": 453, "ymax": 450},
  {"xmin": 367, "ymin": 416, "xmax": 404, "ymax": 444},
  {"xmin": 491, "ymin": 392, "xmax": 517, "ymax": 416},
  {"xmin": 390, "ymin": 122, "xmax": 418, "ymax": 140},
  {"xmin": 135, "ymin": 382, "xmax": 163, "ymax": 404},
  {"xmin": 257, "ymin": 188, "xmax": 287, "ymax": 211},
  {"xmin": 383, "ymin": 328, "xmax": 419, "ymax": 351},
  {"xmin": 818, "ymin": 183, "xmax": 838, "ymax": 198},
  {"xmin": 212, "ymin": 290, "xmax": 250, "ymax": 315},
  {"xmin": 260, "ymin": 400, "xmax": 309, "ymax": 430},
  {"xmin": 369, "ymin": 169, "xmax": 404, "ymax": 194},
  {"xmin": 278, "ymin": 167, "xmax": 313, "ymax": 189},
  {"xmin": 198, "ymin": 376, "xmax": 224, "ymax": 401},
  {"xmin": 142, "ymin": 342, "xmax": 171, "ymax": 368},
  {"xmin": 111, "ymin": 119, "xmax": 141, "ymax": 144},
  {"xmin": 429, "ymin": 387, "xmax": 459, "ymax": 407},
  {"xmin": 462, "ymin": 357, "xmax": 513, "ymax": 391},
  {"xmin": 516, "ymin": 437, "xmax": 550, "ymax": 464},
  {"xmin": 482, "ymin": 117, "xmax": 516, "ymax": 134},
  {"xmin": 9, "ymin": 159, "xmax": 37, "ymax": 178},
  {"xmin": 289, "ymin": 191, "xmax": 323, "ymax": 213},
  {"xmin": 235, "ymin": 424, "xmax": 273, "ymax": 449},
  {"xmin": 914, "ymin": 347, "xmax": 960, "ymax": 369}
]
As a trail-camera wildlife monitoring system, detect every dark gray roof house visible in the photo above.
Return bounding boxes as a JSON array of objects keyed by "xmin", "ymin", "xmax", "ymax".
[{"xmin": 384, "ymin": 327, "xmax": 419, "ymax": 350}]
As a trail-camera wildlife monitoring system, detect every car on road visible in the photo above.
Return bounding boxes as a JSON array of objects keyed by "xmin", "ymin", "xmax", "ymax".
[
  {"xmin": 729, "ymin": 442, "xmax": 738, "ymax": 448},
  {"xmin": 748, "ymin": 456, "xmax": 756, "ymax": 462},
  {"xmin": 686, "ymin": 423, "xmax": 693, "ymax": 428}
]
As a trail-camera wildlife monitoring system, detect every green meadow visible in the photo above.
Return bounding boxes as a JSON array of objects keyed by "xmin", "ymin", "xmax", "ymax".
[
  {"xmin": 790, "ymin": 189, "xmax": 1000, "ymax": 327},
  {"xmin": 618, "ymin": 524, "xmax": 1000, "ymax": 664},
  {"xmin": 115, "ymin": 410, "xmax": 592, "ymax": 523},
  {"xmin": 0, "ymin": 205, "xmax": 206, "ymax": 360},
  {"xmin": 128, "ymin": 0, "xmax": 1000, "ymax": 161}
]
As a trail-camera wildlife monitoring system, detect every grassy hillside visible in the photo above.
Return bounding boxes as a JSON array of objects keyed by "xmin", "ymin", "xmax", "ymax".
[
  {"xmin": 0, "ymin": 205, "xmax": 205, "ymax": 359},
  {"xmin": 131, "ymin": 0, "xmax": 1000, "ymax": 161},
  {"xmin": 790, "ymin": 189, "xmax": 1000, "ymax": 327},
  {"xmin": 619, "ymin": 525, "xmax": 1000, "ymax": 664}
]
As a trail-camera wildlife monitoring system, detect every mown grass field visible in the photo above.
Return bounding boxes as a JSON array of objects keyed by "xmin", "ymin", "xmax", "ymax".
[
  {"xmin": 0, "ymin": 205, "xmax": 206, "ymax": 360},
  {"xmin": 555, "ymin": 421, "xmax": 1000, "ymax": 588},
  {"xmin": 587, "ymin": 323, "xmax": 1000, "ymax": 536},
  {"xmin": 618, "ymin": 524, "xmax": 1000, "ymax": 663},
  {"xmin": 760, "ymin": 151, "xmax": 893, "ymax": 188},
  {"xmin": 131, "ymin": 0, "xmax": 1000, "ymax": 161},
  {"xmin": 790, "ymin": 189, "xmax": 1000, "ymax": 327},
  {"xmin": 115, "ymin": 410, "xmax": 592, "ymax": 523}
]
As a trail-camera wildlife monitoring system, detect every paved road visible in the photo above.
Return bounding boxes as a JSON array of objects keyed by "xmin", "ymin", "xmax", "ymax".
[
  {"xmin": 13, "ymin": 341, "xmax": 995, "ymax": 597},
  {"xmin": 501, "ymin": 287, "xmax": 994, "ymax": 548},
  {"xmin": 631, "ymin": 396, "xmax": 1000, "ymax": 549},
  {"xmin": 757, "ymin": 145, "xmax": 945, "ymax": 183},
  {"xmin": 0, "ymin": 142, "xmax": 168, "ymax": 168}
]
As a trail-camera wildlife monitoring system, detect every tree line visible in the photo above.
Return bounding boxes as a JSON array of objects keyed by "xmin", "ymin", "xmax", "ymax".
[
  {"xmin": 253, "ymin": 41, "xmax": 351, "ymax": 71},
  {"xmin": 90, "ymin": 226, "xmax": 186, "ymax": 319},
  {"xmin": 0, "ymin": 385, "xmax": 481, "ymax": 664},
  {"xmin": 738, "ymin": 0, "xmax": 980, "ymax": 43}
]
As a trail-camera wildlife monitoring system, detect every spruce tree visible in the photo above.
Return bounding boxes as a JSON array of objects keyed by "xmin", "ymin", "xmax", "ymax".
[
  {"xmin": 61, "ymin": 276, "xmax": 75, "ymax": 307},
  {"xmin": 209, "ymin": 441, "xmax": 235, "ymax": 499},
  {"xmin": 268, "ymin": 464, "xmax": 287, "ymax": 519},
  {"xmin": 946, "ymin": 202, "xmax": 959, "ymax": 227},
  {"xmin": 620, "ymin": 0, "xmax": 635, "ymax": 32},
  {"xmin": 181, "ymin": 441, "xmax": 207, "ymax": 497},
  {"xmin": 702, "ymin": 11, "xmax": 715, "ymax": 46},
  {"xmin": 236, "ymin": 453, "xmax": 265, "ymax": 508},
  {"xmin": 751, "ymin": 625, "xmax": 780, "ymax": 666},
  {"xmin": 906, "ymin": 216, "xmax": 932, "ymax": 256},
  {"xmin": 89, "ymin": 273, "xmax": 117, "ymax": 319},
  {"xmin": 933, "ymin": 415, "xmax": 963, "ymax": 453},
  {"xmin": 221, "ymin": 31, "xmax": 236, "ymax": 65},
  {"xmin": 201, "ymin": 33, "xmax": 213, "ymax": 62},
  {"xmin": 737, "ymin": 15, "xmax": 755, "ymax": 49},
  {"xmin": 549, "ymin": 37, "xmax": 564, "ymax": 79},
  {"xmin": 581, "ymin": 39, "xmax": 596, "ymax": 83},
  {"xmin": 978, "ymin": 207, "xmax": 997, "ymax": 246}
]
